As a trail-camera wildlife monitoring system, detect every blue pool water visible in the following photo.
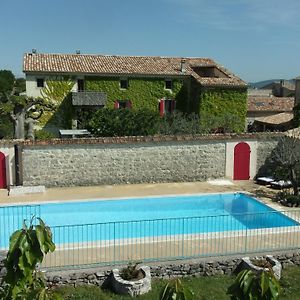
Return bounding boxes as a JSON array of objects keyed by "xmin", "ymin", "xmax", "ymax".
[{"xmin": 0, "ymin": 193, "xmax": 298, "ymax": 248}]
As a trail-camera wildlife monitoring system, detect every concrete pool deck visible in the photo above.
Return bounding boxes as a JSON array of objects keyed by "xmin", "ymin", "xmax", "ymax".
[{"xmin": 0, "ymin": 180, "xmax": 276, "ymax": 205}]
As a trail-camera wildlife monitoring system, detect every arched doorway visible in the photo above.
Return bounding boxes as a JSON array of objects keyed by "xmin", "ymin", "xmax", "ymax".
[
  {"xmin": 0, "ymin": 152, "xmax": 7, "ymax": 188},
  {"xmin": 233, "ymin": 142, "xmax": 250, "ymax": 180}
]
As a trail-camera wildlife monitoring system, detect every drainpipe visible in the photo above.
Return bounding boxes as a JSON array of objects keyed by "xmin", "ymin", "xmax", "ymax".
[{"xmin": 14, "ymin": 144, "xmax": 23, "ymax": 186}]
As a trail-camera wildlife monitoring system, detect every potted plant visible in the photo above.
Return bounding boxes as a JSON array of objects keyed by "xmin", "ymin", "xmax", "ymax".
[
  {"xmin": 110, "ymin": 262, "xmax": 151, "ymax": 296},
  {"xmin": 240, "ymin": 256, "xmax": 282, "ymax": 280}
]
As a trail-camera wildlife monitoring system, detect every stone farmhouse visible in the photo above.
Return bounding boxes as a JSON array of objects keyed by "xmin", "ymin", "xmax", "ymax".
[
  {"xmin": 247, "ymin": 78, "xmax": 300, "ymax": 131},
  {"xmin": 23, "ymin": 52, "xmax": 247, "ymax": 133}
]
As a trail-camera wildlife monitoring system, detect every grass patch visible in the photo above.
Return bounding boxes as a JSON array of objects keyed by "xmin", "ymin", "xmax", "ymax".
[{"xmin": 52, "ymin": 266, "xmax": 300, "ymax": 299}]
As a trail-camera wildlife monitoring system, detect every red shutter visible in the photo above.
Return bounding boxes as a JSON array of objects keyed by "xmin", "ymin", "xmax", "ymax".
[
  {"xmin": 159, "ymin": 99, "xmax": 165, "ymax": 117},
  {"xmin": 114, "ymin": 101, "xmax": 119, "ymax": 109},
  {"xmin": 126, "ymin": 100, "xmax": 132, "ymax": 109},
  {"xmin": 171, "ymin": 100, "xmax": 176, "ymax": 112}
]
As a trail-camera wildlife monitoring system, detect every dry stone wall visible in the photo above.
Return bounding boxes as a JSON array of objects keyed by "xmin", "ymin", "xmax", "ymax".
[
  {"xmin": 22, "ymin": 140, "xmax": 226, "ymax": 187},
  {"xmin": 20, "ymin": 133, "xmax": 283, "ymax": 187},
  {"xmin": 256, "ymin": 138, "xmax": 280, "ymax": 176},
  {"xmin": 1, "ymin": 252, "xmax": 299, "ymax": 289}
]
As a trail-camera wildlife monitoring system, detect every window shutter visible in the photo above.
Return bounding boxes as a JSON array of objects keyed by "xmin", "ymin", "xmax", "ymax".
[
  {"xmin": 126, "ymin": 100, "xmax": 132, "ymax": 109},
  {"xmin": 171, "ymin": 100, "xmax": 176, "ymax": 112},
  {"xmin": 159, "ymin": 99, "xmax": 165, "ymax": 116},
  {"xmin": 114, "ymin": 101, "xmax": 119, "ymax": 109}
]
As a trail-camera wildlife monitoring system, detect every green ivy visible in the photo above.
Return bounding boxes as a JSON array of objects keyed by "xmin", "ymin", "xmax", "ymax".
[
  {"xmin": 39, "ymin": 77, "xmax": 75, "ymax": 129},
  {"xmin": 85, "ymin": 77, "xmax": 188, "ymax": 111},
  {"xmin": 199, "ymin": 88, "xmax": 247, "ymax": 132}
]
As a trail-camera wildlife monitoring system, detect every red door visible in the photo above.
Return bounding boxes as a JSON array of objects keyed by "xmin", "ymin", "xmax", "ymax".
[
  {"xmin": 233, "ymin": 142, "xmax": 250, "ymax": 180},
  {"xmin": 0, "ymin": 152, "xmax": 7, "ymax": 188}
]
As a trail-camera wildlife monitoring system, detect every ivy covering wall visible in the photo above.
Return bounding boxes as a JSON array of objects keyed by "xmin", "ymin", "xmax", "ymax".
[
  {"xmin": 198, "ymin": 88, "xmax": 247, "ymax": 132},
  {"xmin": 38, "ymin": 77, "xmax": 75, "ymax": 131},
  {"xmin": 37, "ymin": 75, "xmax": 247, "ymax": 134},
  {"xmin": 85, "ymin": 77, "xmax": 188, "ymax": 111}
]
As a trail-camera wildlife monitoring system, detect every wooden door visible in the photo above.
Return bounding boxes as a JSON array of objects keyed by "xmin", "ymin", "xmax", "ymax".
[
  {"xmin": 0, "ymin": 152, "xmax": 7, "ymax": 188},
  {"xmin": 233, "ymin": 142, "xmax": 250, "ymax": 180}
]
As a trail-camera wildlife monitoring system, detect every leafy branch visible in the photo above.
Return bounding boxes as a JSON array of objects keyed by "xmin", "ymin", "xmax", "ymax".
[{"xmin": 0, "ymin": 217, "xmax": 56, "ymax": 300}]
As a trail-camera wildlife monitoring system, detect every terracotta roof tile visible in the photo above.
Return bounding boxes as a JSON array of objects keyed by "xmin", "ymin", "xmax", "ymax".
[
  {"xmin": 247, "ymin": 96, "xmax": 295, "ymax": 112},
  {"xmin": 23, "ymin": 53, "xmax": 246, "ymax": 87},
  {"xmin": 255, "ymin": 112, "xmax": 293, "ymax": 125}
]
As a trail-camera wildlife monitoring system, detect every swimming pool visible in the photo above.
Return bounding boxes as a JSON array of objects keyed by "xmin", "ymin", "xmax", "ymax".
[{"xmin": 0, "ymin": 193, "xmax": 298, "ymax": 249}]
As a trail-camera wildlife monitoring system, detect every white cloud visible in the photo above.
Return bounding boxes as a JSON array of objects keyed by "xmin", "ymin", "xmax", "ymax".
[{"xmin": 168, "ymin": 0, "xmax": 300, "ymax": 31}]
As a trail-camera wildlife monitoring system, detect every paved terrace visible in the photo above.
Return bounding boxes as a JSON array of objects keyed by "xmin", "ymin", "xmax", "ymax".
[{"xmin": 0, "ymin": 180, "xmax": 277, "ymax": 205}]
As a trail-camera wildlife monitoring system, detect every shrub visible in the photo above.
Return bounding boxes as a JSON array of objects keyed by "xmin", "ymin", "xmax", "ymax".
[
  {"xmin": 159, "ymin": 111, "xmax": 203, "ymax": 135},
  {"xmin": 0, "ymin": 217, "xmax": 56, "ymax": 300},
  {"xmin": 227, "ymin": 269, "xmax": 281, "ymax": 300},
  {"xmin": 160, "ymin": 278, "xmax": 194, "ymax": 300},
  {"xmin": 119, "ymin": 262, "xmax": 143, "ymax": 280},
  {"xmin": 0, "ymin": 115, "xmax": 13, "ymax": 139},
  {"xmin": 35, "ymin": 129, "xmax": 56, "ymax": 140},
  {"xmin": 88, "ymin": 108, "xmax": 160, "ymax": 137},
  {"xmin": 274, "ymin": 191, "xmax": 300, "ymax": 206}
]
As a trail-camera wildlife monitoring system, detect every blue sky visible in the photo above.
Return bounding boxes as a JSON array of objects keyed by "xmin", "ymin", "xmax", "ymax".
[{"xmin": 1, "ymin": 0, "xmax": 300, "ymax": 82}]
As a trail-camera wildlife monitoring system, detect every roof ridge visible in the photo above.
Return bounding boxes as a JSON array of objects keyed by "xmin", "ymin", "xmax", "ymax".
[{"xmin": 24, "ymin": 52, "xmax": 214, "ymax": 61}]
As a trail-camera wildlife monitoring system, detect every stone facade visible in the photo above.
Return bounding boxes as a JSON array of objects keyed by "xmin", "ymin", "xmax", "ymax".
[{"xmin": 22, "ymin": 140, "xmax": 226, "ymax": 187}]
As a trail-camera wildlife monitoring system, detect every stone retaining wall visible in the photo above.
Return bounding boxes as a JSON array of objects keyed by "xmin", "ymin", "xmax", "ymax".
[{"xmin": 1, "ymin": 252, "xmax": 300, "ymax": 288}]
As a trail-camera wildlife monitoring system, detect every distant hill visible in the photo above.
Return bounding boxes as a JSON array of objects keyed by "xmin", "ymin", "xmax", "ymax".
[{"xmin": 249, "ymin": 79, "xmax": 295, "ymax": 89}]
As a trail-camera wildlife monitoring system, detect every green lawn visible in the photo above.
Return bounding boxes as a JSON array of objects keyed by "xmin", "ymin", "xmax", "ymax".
[{"xmin": 52, "ymin": 265, "xmax": 300, "ymax": 299}]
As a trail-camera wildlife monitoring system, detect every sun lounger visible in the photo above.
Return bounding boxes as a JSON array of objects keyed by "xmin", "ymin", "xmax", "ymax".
[
  {"xmin": 256, "ymin": 177, "xmax": 275, "ymax": 185},
  {"xmin": 270, "ymin": 180, "xmax": 292, "ymax": 189}
]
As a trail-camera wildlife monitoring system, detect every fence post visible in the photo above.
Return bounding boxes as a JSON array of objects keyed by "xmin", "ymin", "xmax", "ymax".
[
  {"xmin": 244, "ymin": 227, "xmax": 248, "ymax": 254},
  {"xmin": 182, "ymin": 218, "xmax": 185, "ymax": 258},
  {"xmin": 113, "ymin": 222, "xmax": 116, "ymax": 264}
]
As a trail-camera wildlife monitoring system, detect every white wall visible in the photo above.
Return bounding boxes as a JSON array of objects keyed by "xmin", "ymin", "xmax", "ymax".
[
  {"xmin": 25, "ymin": 74, "xmax": 79, "ymax": 97},
  {"xmin": 0, "ymin": 145, "xmax": 15, "ymax": 187},
  {"xmin": 25, "ymin": 74, "xmax": 43, "ymax": 97},
  {"xmin": 225, "ymin": 141, "xmax": 257, "ymax": 180}
]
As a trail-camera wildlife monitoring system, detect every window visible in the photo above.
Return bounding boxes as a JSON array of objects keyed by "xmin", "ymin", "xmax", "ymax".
[
  {"xmin": 114, "ymin": 100, "xmax": 132, "ymax": 109},
  {"xmin": 77, "ymin": 79, "xmax": 84, "ymax": 91},
  {"xmin": 120, "ymin": 79, "xmax": 129, "ymax": 89},
  {"xmin": 165, "ymin": 79, "xmax": 172, "ymax": 90},
  {"xmin": 159, "ymin": 99, "xmax": 176, "ymax": 116},
  {"xmin": 36, "ymin": 78, "xmax": 44, "ymax": 88}
]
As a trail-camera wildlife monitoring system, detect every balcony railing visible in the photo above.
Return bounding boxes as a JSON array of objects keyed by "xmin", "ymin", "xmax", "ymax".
[{"xmin": 72, "ymin": 91, "xmax": 107, "ymax": 106}]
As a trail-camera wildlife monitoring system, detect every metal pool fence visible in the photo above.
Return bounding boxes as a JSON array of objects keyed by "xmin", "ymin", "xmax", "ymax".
[
  {"xmin": 0, "ymin": 204, "xmax": 41, "ymax": 249},
  {"xmin": 1, "ymin": 206, "xmax": 300, "ymax": 269},
  {"xmin": 42, "ymin": 209, "xmax": 300, "ymax": 269}
]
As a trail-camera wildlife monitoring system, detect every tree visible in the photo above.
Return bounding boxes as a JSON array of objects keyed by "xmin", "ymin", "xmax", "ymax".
[
  {"xmin": 0, "ymin": 70, "xmax": 53, "ymax": 139},
  {"xmin": 273, "ymin": 130, "xmax": 300, "ymax": 196}
]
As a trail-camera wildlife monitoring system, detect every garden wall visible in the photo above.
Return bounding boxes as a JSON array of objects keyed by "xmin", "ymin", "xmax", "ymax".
[
  {"xmin": 21, "ymin": 133, "xmax": 281, "ymax": 187},
  {"xmin": 1, "ymin": 251, "xmax": 299, "ymax": 287}
]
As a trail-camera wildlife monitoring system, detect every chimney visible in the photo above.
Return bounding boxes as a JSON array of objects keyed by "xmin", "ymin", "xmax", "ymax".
[
  {"xmin": 180, "ymin": 58, "xmax": 186, "ymax": 73},
  {"xmin": 295, "ymin": 77, "xmax": 300, "ymax": 106}
]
